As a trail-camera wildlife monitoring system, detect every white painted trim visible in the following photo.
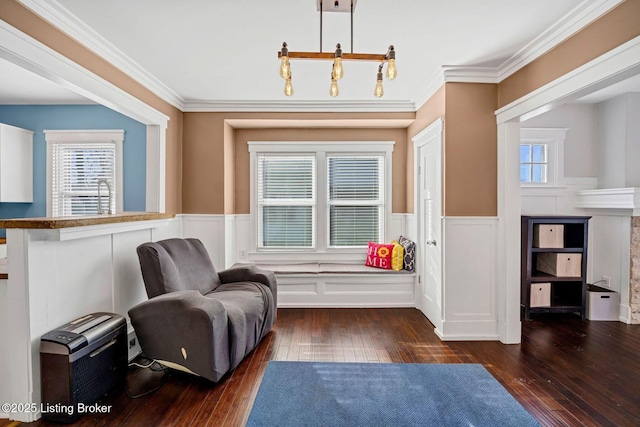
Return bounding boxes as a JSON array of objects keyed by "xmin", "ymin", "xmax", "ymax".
[
  {"xmin": 183, "ymin": 100, "xmax": 416, "ymax": 113},
  {"xmin": 248, "ymin": 141, "xmax": 395, "ymax": 262},
  {"xmin": 411, "ymin": 70, "xmax": 445, "ymax": 111},
  {"xmin": 414, "ymin": 0, "xmax": 622, "ymax": 109},
  {"xmin": 145, "ymin": 125, "xmax": 166, "ymax": 213},
  {"xmin": 496, "ymin": 36, "xmax": 640, "ymax": 123},
  {"xmin": 17, "ymin": 0, "xmax": 185, "ymax": 110},
  {"xmin": 497, "ymin": 0, "xmax": 623, "ymax": 80},
  {"xmin": 276, "ymin": 274, "xmax": 415, "ymax": 308},
  {"xmin": 15, "ymin": 0, "xmax": 622, "ymax": 114},
  {"xmin": 44, "ymin": 218, "xmax": 172, "ymax": 241},
  {"xmin": 412, "ymin": 118, "xmax": 444, "ymax": 333},
  {"xmin": 439, "ymin": 217, "xmax": 500, "ymax": 341},
  {"xmin": 0, "ymin": 21, "xmax": 169, "ymax": 126},
  {"xmin": 575, "ymin": 187, "xmax": 640, "ymax": 214},
  {"xmin": 0, "ymin": 20, "xmax": 168, "ymax": 214},
  {"xmin": 496, "ymin": 122, "xmax": 523, "ymax": 344},
  {"xmin": 442, "ymin": 66, "xmax": 500, "ymax": 84}
]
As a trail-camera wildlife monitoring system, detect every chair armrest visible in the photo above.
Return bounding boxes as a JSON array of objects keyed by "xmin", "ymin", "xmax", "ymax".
[
  {"xmin": 218, "ymin": 264, "xmax": 278, "ymax": 308},
  {"xmin": 128, "ymin": 290, "xmax": 230, "ymax": 382}
]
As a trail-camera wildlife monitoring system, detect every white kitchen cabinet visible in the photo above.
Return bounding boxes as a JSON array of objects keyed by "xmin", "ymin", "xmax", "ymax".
[{"xmin": 0, "ymin": 123, "xmax": 33, "ymax": 202}]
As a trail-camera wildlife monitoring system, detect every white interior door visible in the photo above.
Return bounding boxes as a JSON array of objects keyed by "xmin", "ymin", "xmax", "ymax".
[{"xmin": 414, "ymin": 119, "xmax": 443, "ymax": 331}]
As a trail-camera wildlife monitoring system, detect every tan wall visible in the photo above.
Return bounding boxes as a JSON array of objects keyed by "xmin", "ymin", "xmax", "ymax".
[
  {"xmin": 182, "ymin": 113, "xmax": 226, "ymax": 214},
  {"xmin": 499, "ymin": 0, "xmax": 640, "ymax": 108},
  {"xmin": 406, "ymin": 86, "xmax": 446, "ymax": 213},
  {"xmin": 0, "ymin": 0, "xmax": 184, "ymax": 213},
  {"xmin": 181, "ymin": 112, "xmax": 414, "ymax": 214},
  {"xmin": 233, "ymin": 128, "xmax": 408, "ymax": 214},
  {"xmin": 444, "ymin": 83, "xmax": 498, "ymax": 216}
]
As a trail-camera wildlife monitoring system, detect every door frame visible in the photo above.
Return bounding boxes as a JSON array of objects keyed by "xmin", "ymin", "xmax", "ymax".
[
  {"xmin": 413, "ymin": 117, "xmax": 444, "ymax": 331},
  {"xmin": 495, "ymin": 36, "xmax": 640, "ymax": 344}
]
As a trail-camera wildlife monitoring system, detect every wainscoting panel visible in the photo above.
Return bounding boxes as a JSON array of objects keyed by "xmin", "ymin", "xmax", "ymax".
[
  {"xmin": 181, "ymin": 214, "xmax": 227, "ymax": 268},
  {"xmin": 440, "ymin": 217, "xmax": 499, "ymax": 340},
  {"xmin": 277, "ymin": 274, "xmax": 415, "ymax": 308}
]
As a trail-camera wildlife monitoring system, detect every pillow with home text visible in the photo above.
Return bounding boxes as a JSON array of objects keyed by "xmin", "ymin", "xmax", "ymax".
[{"xmin": 365, "ymin": 242, "xmax": 394, "ymax": 270}]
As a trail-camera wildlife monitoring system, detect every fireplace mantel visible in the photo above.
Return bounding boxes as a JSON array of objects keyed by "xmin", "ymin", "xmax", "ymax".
[{"xmin": 575, "ymin": 188, "xmax": 640, "ymax": 216}]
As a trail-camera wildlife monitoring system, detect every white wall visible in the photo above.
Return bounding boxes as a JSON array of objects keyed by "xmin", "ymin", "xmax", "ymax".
[
  {"xmin": 520, "ymin": 103, "xmax": 599, "ymax": 217},
  {"xmin": 522, "ymin": 103, "xmax": 598, "ymax": 178},
  {"xmin": 597, "ymin": 93, "xmax": 640, "ymax": 188}
]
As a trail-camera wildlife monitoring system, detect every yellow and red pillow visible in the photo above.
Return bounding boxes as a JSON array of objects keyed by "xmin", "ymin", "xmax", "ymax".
[{"xmin": 366, "ymin": 241, "xmax": 404, "ymax": 271}]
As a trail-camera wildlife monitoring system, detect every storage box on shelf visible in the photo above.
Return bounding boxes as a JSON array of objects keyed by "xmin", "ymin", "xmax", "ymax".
[
  {"xmin": 533, "ymin": 224, "xmax": 564, "ymax": 248},
  {"xmin": 521, "ymin": 215, "xmax": 591, "ymax": 320},
  {"xmin": 536, "ymin": 252, "xmax": 582, "ymax": 277},
  {"xmin": 530, "ymin": 282, "xmax": 551, "ymax": 307}
]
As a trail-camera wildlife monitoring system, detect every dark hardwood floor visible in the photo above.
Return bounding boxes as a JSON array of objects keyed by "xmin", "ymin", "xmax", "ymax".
[{"xmin": 4, "ymin": 308, "xmax": 640, "ymax": 426}]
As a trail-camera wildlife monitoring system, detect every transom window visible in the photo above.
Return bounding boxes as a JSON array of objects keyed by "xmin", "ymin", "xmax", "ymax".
[
  {"xmin": 250, "ymin": 141, "xmax": 393, "ymax": 259},
  {"xmin": 520, "ymin": 143, "xmax": 547, "ymax": 183},
  {"xmin": 520, "ymin": 128, "xmax": 566, "ymax": 187}
]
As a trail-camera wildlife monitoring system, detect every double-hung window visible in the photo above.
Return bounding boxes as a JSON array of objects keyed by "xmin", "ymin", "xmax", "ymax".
[
  {"xmin": 250, "ymin": 141, "xmax": 393, "ymax": 259},
  {"xmin": 45, "ymin": 130, "xmax": 124, "ymax": 217},
  {"xmin": 257, "ymin": 155, "xmax": 316, "ymax": 248},
  {"xmin": 328, "ymin": 155, "xmax": 384, "ymax": 247}
]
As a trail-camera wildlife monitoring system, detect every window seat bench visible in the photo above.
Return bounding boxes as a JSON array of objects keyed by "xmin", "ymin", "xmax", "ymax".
[{"xmin": 248, "ymin": 262, "xmax": 415, "ymax": 308}]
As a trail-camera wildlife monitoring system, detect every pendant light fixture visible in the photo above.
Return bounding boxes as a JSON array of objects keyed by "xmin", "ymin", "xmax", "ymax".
[{"xmin": 278, "ymin": 0, "xmax": 396, "ymax": 97}]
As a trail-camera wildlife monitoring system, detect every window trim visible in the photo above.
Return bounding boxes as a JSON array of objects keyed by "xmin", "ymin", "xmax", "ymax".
[
  {"xmin": 45, "ymin": 130, "xmax": 124, "ymax": 217},
  {"xmin": 520, "ymin": 128, "xmax": 566, "ymax": 188},
  {"xmin": 248, "ymin": 141, "xmax": 394, "ymax": 263}
]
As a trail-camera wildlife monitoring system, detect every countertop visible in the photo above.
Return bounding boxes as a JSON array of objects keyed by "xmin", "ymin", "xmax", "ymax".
[{"xmin": 0, "ymin": 212, "xmax": 175, "ymax": 229}]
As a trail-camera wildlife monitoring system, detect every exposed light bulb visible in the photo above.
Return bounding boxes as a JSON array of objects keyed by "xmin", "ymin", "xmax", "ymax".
[
  {"xmin": 374, "ymin": 65, "xmax": 384, "ymax": 98},
  {"xmin": 280, "ymin": 57, "xmax": 290, "ymax": 79},
  {"xmin": 374, "ymin": 81, "xmax": 384, "ymax": 98},
  {"xmin": 279, "ymin": 42, "xmax": 290, "ymax": 79},
  {"xmin": 332, "ymin": 58, "xmax": 343, "ymax": 80},
  {"xmin": 385, "ymin": 46, "xmax": 397, "ymax": 80},
  {"xmin": 284, "ymin": 76, "xmax": 294, "ymax": 96},
  {"xmin": 330, "ymin": 78, "xmax": 339, "ymax": 97},
  {"xmin": 386, "ymin": 58, "xmax": 397, "ymax": 80},
  {"xmin": 332, "ymin": 44, "xmax": 343, "ymax": 80}
]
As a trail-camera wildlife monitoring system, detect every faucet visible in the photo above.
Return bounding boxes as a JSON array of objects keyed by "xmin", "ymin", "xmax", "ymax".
[{"xmin": 97, "ymin": 179, "xmax": 113, "ymax": 215}]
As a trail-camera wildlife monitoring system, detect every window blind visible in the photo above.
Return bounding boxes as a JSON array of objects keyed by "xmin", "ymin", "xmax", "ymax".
[
  {"xmin": 328, "ymin": 156, "xmax": 383, "ymax": 247},
  {"xmin": 257, "ymin": 155, "xmax": 316, "ymax": 248},
  {"xmin": 51, "ymin": 142, "xmax": 117, "ymax": 216}
]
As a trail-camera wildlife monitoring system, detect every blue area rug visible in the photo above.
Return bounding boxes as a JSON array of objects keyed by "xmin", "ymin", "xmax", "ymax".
[{"xmin": 247, "ymin": 362, "xmax": 540, "ymax": 427}]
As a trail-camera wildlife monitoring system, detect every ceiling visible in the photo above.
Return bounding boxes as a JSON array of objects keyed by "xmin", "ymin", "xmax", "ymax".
[{"xmin": 2, "ymin": 0, "xmax": 638, "ymax": 109}]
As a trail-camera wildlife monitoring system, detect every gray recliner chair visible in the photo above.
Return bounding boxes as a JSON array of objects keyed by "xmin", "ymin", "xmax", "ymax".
[{"xmin": 128, "ymin": 238, "xmax": 277, "ymax": 382}]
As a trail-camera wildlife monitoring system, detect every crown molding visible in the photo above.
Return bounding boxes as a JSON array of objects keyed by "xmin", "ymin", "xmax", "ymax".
[
  {"xmin": 16, "ymin": 0, "xmax": 624, "ymax": 114},
  {"xmin": 18, "ymin": 0, "xmax": 186, "ymax": 110},
  {"xmin": 496, "ymin": 0, "xmax": 623, "ymax": 81},
  {"xmin": 442, "ymin": 66, "xmax": 500, "ymax": 84},
  {"xmin": 413, "ymin": 0, "xmax": 622, "ymax": 110},
  {"xmin": 182, "ymin": 100, "xmax": 416, "ymax": 113},
  {"xmin": 0, "ymin": 20, "xmax": 169, "ymax": 127},
  {"xmin": 411, "ymin": 70, "xmax": 445, "ymax": 111}
]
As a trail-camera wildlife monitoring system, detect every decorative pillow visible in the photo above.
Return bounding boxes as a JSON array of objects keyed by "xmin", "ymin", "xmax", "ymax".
[
  {"xmin": 391, "ymin": 241, "xmax": 404, "ymax": 271},
  {"xmin": 366, "ymin": 242, "xmax": 395, "ymax": 270},
  {"xmin": 398, "ymin": 236, "xmax": 416, "ymax": 272}
]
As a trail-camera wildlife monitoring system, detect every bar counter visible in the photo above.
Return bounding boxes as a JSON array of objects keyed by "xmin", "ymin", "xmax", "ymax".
[{"xmin": 0, "ymin": 212, "xmax": 175, "ymax": 229}]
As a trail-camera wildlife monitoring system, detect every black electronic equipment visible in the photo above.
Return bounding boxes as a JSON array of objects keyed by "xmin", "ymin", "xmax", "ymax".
[{"xmin": 40, "ymin": 312, "xmax": 127, "ymax": 423}]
